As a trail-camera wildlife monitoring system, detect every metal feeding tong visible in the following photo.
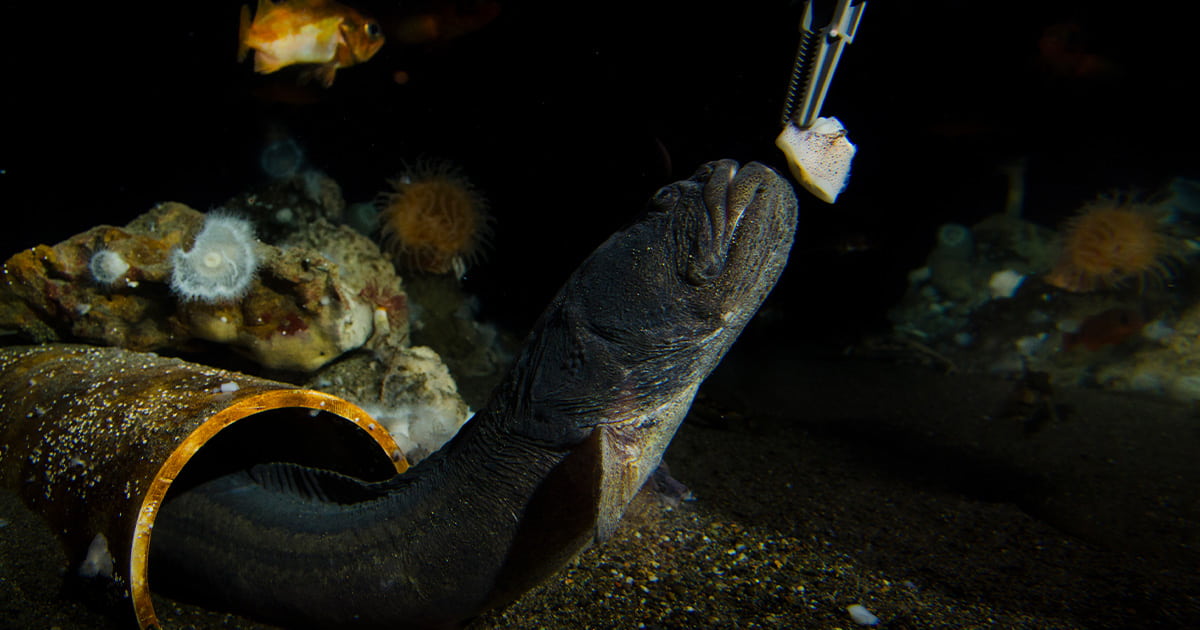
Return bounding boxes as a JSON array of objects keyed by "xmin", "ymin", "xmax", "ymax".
[
  {"xmin": 780, "ymin": 0, "xmax": 867, "ymax": 129},
  {"xmin": 775, "ymin": 0, "xmax": 866, "ymax": 204}
]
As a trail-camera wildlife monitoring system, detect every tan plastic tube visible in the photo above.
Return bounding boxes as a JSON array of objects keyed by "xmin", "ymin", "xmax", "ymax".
[{"xmin": 0, "ymin": 344, "xmax": 406, "ymax": 629}]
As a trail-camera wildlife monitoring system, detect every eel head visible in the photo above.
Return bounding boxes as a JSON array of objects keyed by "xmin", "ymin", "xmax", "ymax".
[{"xmin": 509, "ymin": 159, "xmax": 798, "ymax": 538}]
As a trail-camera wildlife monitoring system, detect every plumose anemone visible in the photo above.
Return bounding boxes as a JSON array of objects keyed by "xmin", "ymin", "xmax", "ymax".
[
  {"xmin": 169, "ymin": 214, "xmax": 260, "ymax": 302},
  {"xmin": 260, "ymin": 137, "xmax": 305, "ymax": 180},
  {"xmin": 88, "ymin": 250, "xmax": 130, "ymax": 286}
]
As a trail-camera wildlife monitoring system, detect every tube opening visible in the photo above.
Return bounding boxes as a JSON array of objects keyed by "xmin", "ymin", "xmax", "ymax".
[
  {"xmin": 132, "ymin": 393, "xmax": 404, "ymax": 629},
  {"xmin": 164, "ymin": 407, "xmax": 399, "ymax": 497}
]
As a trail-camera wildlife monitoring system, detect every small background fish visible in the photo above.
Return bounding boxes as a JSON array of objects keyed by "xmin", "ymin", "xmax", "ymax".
[{"xmin": 238, "ymin": 0, "xmax": 385, "ymax": 87}]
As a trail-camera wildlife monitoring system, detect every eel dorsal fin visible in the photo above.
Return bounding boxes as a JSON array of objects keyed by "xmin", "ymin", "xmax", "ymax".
[{"xmin": 248, "ymin": 462, "xmax": 386, "ymax": 505}]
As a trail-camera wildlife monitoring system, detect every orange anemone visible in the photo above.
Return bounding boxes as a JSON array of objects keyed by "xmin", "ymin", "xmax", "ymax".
[
  {"xmin": 1045, "ymin": 197, "xmax": 1172, "ymax": 292},
  {"xmin": 377, "ymin": 161, "xmax": 490, "ymax": 276}
]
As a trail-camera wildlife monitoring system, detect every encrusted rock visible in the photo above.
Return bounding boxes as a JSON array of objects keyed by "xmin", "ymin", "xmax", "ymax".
[
  {"xmin": 0, "ymin": 203, "xmax": 409, "ymax": 372},
  {"xmin": 307, "ymin": 346, "xmax": 470, "ymax": 463}
]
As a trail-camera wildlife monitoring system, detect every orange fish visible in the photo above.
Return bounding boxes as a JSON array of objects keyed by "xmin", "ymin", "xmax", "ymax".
[
  {"xmin": 390, "ymin": 0, "xmax": 501, "ymax": 46},
  {"xmin": 1037, "ymin": 22, "xmax": 1118, "ymax": 80},
  {"xmin": 1063, "ymin": 308, "xmax": 1145, "ymax": 352},
  {"xmin": 238, "ymin": 0, "xmax": 385, "ymax": 87}
]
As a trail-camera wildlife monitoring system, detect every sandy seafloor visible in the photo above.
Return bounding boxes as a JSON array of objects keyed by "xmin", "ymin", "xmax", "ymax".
[{"xmin": 2, "ymin": 336, "xmax": 1198, "ymax": 630}]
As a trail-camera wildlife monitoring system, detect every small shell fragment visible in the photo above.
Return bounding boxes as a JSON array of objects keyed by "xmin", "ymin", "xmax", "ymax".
[
  {"xmin": 79, "ymin": 533, "xmax": 115, "ymax": 578},
  {"xmin": 989, "ymin": 269, "xmax": 1026, "ymax": 299},
  {"xmin": 846, "ymin": 603, "xmax": 881, "ymax": 626}
]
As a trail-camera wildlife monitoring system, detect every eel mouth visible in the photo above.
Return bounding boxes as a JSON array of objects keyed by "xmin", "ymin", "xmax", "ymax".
[
  {"xmin": 722, "ymin": 162, "xmax": 748, "ymax": 237},
  {"xmin": 675, "ymin": 158, "xmax": 795, "ymax": 289},
  {"xmin": 706, "ymin": 160, "xmax": 787, "ymax": 267}
]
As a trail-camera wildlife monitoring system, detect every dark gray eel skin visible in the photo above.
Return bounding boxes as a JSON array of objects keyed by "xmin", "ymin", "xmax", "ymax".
[{"xmin": 149, "ymin": 159, "xmax": 798, "ymax": 629}]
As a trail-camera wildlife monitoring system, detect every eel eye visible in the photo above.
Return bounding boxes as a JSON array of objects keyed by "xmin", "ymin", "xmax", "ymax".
[
  {"xmin": 365, "ymin": 22, "xmax": 382, "ymax": 37},
  {"xmin": 652, "ymin": 185, "xmax": 679, "ymax": 209}
]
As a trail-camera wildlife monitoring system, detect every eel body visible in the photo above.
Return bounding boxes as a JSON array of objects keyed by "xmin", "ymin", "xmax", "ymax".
[{"xmin": 150, "ymin": 159, "xmax": 798, "ymax": 628}]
